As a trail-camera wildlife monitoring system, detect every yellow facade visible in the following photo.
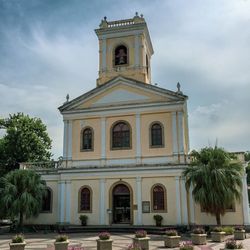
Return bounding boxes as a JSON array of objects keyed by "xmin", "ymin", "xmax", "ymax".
[{"xmin": 25, "ymin": 15, "xmax": 248, "ymax": 227}]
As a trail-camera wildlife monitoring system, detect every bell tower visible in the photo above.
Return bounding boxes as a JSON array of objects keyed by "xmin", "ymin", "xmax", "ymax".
[{"xmin": 95, "ymin": 13, "xmax": 154, "ymax": 86}]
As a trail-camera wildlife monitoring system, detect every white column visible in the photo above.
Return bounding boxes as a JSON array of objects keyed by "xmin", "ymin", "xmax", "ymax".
[
  {"xmin": 58, "ymin": 181, "xmax": 65, "ymax": 223},
  {"xmin": 67, "ymin": 120, "xmax": 72, "ymax": 160},
  {"xmin": 136, "ymin": 113, "xmax": 141, "ymax": 164},
  {"xmin": 177, "ymin": 111, "xmax": 184, "ymax": 153},
  {"xmin": 242, "ymin": 173, "xmax": 250, "ymax": 225},
  {"xmin": 135, "ymin": 35, "xmax": 140, "ymax": 66},
  {"xmin": 175, "ymin": 177, "xmax": 181, "ymax": 224},
  {"xmin": 101, "ymin": 117, "xmax": 106, "ymax": 165},
  {"xmin": 99, "ymin": 178, "xmax": 106, "ymax": 225},
  {"xmin": 189, "ymin": 184, "xmax": 195, "ymax": 224},
  {"xmin": 65, "ymin": 181, "xmax": 71, "ymax": 224},
  {"xmin": 181, "ymin": 177, "xmax": 188, "ymax": 225},
  {"xmin": 136, "ymin": 177, "xmax": 142, "ymax": 225},
  {"xmin": 101, "ymin": 38, "xmax": 107, "ymax": 71},
  {"xmin": 172, "ymin": 112, "xmax": 178, "ymax": 155},
  {"xmin": 63, "ymin": 121, "xmax": 68, "ymax": 159}
]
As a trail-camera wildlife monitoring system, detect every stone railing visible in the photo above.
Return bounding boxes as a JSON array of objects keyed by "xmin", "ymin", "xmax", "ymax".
[
  {"xmin": 19, "ymin": 160, "xmax": 63, "ymax": 170},
  {"xmin": 107, "ymin": 19, "xmax": 135, "ymax": 28},
  {"xmin": 99, "ymin": 13, "xmax": 145, "ymax": 29}
]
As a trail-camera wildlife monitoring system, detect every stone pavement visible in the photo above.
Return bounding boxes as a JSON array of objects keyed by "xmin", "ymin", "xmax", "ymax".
[{"xmin": 0, "ymin": 233, "xmax": 249, "ymax": 250}]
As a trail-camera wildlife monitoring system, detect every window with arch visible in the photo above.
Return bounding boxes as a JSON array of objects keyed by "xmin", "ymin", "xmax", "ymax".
[
  {"xmin": 112, "ymin": 121, "xmax": 131, "ymax": 149},
  {"xmin": 114, "ymin": 45, "xmax": 128, "ymax": 66},
  {"xmin": 41, "ymin": 187, "xmax": 52, "ymax": 213},
  {"xmin": 150, "ymin": 122, "xmax": 164, "ymax": 147},
  {"xmin": 81, "ymin": 127, "xmax": 93, "ymax": 151},
  {"xmin": 79, "ymin": 186, "xmax": 92, "ymax": 212},
  {"xmin": 151, "ymin": 184, "xmax": 167, "ymax": 212}
]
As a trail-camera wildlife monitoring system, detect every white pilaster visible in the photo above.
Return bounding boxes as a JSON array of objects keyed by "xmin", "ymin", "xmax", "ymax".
[
  {"xmin": 189, "ymin": 184, "xmax": 195, "ymax": 224},
  {"xmin": 181, "ymin": 177, "xmax": 188, "ymax": 225},
  {"xmin": 99, "ymin": 178, "xmax": 106, "ymax": 225},
  {"xmin": 177, "ymin": 111, "xmax": 184, "ymax": 153},
  {"xmin": 63, "ymin": 121, "xmax": 68, "ymax": 159},
  {"xmin": 58, "ymin": 181, "xmax": 65, "ymax": 223},
  {"xmin": 65, "ymin": 180, "xmax": 71, "ymax": 224},
  {"xmin": 101, "ymin": 38, "xmax": 107, "ymax": 71},
  {"xmin": 242, "ymin": 173, "xmax": 250, "ymax": 225},
  {"xmin": 135, "ymin": 35, "xmax": 140, "ymax": 66},
  {"xmin": 67, "ymin": 120, "xmax": 72, "ymax": 160},
  {"xmin": 175, "ymin": 176, "xmax": 181, "ymax": 224},
  {"xmin": 136, "ymin": 177, "xmax": 142, "ymax": 225},
  {"xmin": 101, "ymin": 117, "xmax": 106, "ymax": 165},
  {"xmin": 172, "ymin": 112, "xmax": 178, "ymax": 155},
  {"xmin": 136, "ymin": 113, "xmax": 141, "ymax": 164}
]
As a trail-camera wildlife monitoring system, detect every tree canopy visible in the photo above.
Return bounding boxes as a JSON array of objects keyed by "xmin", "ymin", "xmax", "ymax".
[
  {"xmin": 183, "ymin": 146, "xmax": 243, "ymax": 225},
  {"xmin": 0, "ymin": 113, "xmax": 52, "ymax": 174},
  {"xmin": 0, "ymin": 169, "xmax": 47, "ymax": 228}
]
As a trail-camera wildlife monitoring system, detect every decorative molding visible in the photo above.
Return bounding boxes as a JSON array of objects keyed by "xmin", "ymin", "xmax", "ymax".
[
  {"xmin": 175, "ymin": 176, "xmax": 181, "ymax": 224},
  {"xmin": 136, "ymin": 176, "xmax": 142, "ymax": 225},
  {"xmin": 172, "ymin": 112, "xmax": 178, "ymax": 155}
]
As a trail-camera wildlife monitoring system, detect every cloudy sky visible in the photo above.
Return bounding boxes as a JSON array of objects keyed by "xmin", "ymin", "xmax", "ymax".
[{"xmin": 0, "ymin": 0, "xmax": 249, "ymax": 159}]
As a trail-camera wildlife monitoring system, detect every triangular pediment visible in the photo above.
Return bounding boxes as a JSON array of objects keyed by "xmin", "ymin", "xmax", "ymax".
[{"xmin": 59, "ymin": 76, "xmax": 187, "ymax": 112}]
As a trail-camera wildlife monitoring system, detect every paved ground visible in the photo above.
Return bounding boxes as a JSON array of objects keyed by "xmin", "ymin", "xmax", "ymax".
[{"xmin": 0, "ymin": 232, "xmax": 249, "ymax": 250}]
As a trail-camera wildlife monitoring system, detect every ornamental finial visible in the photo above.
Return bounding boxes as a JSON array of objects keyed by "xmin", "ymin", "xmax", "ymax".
[
  {"xmin": 66, "ymin": 94, "xmax": 69, "ymax": 102},
  {"xmin": 176, "ymin": 82, "xmax": 183, "ymax": 94}
]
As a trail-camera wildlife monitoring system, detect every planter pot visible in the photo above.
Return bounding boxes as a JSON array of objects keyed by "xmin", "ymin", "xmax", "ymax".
[
  {"xmin": 164, "ymin": 235, "xmax": 181, "ymax": 248},
  {"xmin": 191, "ymin": 234, "xmax": 207, "ymax": 245},
  {"xmin": 81, "ymin": 221, "xmax": 87, "ymax": 226},
  {"xmin": 211, "ymin": 232, "xmax": 226, "ymax": 242},
  {"xmin": 97, "ymin": 239, "xmax": 113, "ymax": 250},
  {"xmin": 9, "ymin": 242, "xmax": 26, "ymax": 250},
  {"xmin": 156, "ymin": 221, "xmax": 162, "ymax": 227},
  {"xmin": 54, "ymin": 240, "xmax": 69, "ymax": 250},
  {"xmin": 133, "ymin": 237, "xmax": 150, "ymax": 250},
  {"xmin": 234, "ymin": 230, "xmax": 246, "ymax": 240}
]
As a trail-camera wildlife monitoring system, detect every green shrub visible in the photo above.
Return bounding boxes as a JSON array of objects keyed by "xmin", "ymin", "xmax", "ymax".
[
  {"xmin": 192, "ymin": 227, "xmax": 205, "ymax": 234},
  {"xmin": 222, "ymin": 226, "xmax": 234, "ymax": 235},
  {"xmin": 12, "ymin": 234, "xmax": 24, "ymax": 243},
  {"xmin": 212, "ymin": 227, "xmax": 223, "ymax": 232},
  {"xmin": 55, "ymin": 234, "xmax": 68, "ymax": 242}
]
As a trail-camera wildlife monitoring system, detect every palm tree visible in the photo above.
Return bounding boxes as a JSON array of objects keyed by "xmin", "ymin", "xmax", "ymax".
[
  {"xmin": 0, "ymin": 169, "xmax": 46, "ymax": 228},
  {"xmin": 183, "ymin": 146, "xmax": 243, "ymax": 225}
]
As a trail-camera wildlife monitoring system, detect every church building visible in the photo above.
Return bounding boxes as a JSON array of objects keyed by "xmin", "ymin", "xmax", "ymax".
[{"xmin": 25, "ymin": 14, "xmax": 250, "ymax": 226}]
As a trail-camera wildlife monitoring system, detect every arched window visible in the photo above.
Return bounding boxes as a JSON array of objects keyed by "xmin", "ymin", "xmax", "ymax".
[
  {"xmin": 79, "ymin": 186, "xmax": 92, "ymax": 212},
  {"xmin": 150, "ymin": 122, "xmax": 163, "ymax": 147},
  {"xmin": 112, "ymin": 121, "xmax": 131, "ymax": 149},
  {"xmin": 81, "ymin": 127, "xmax": 93, "ymax": 151},
  {"xmin": 114, "ymin": 45, "xmax": 128, "ymax": 66},
  {"xmin": 151, "ymin": 184, "xmax": 167, "ymax": 212},
  {"xmin": 41, "ymin": 188, "xmax": 52, "ymax": 213}
]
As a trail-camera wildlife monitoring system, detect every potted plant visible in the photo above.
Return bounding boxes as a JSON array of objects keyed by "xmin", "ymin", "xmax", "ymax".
[
  {"xmin": 54, "ymin": 235, "xmax": 69, "ymax": 250},
  {"xmin": 153, "ymin": 214, "xmax": 163, "ymax": 226},
  {"xmin": 191, "ymin": 227, "xmax": 207, "ymax": 245},
  {"xmin": 225, "ymin": 239, "xmax": 244, "ymax": 250},
  {"xmin": 133, "ymin": 230, "xmax": 150, "ymax": 250},
  {"xmin": 97, "ymin": 232, "xmax": 113, "ymax": 250},
  {"xmin": 79, "ymin": 215, "xmax": 88, "ymax": 226},
  {"xmin": 9, "ymin": 234, "xmax": 26, "ymax": 250},
  {"xmin": 234, "ymin": 226, "xmax": 246, "ymax": 240},
  {"xmin": 164, "ymin": 229, "xmax": 181, "ymax": 248},
  {"xmin": 179, "ymin": 241, "xmax": 194, "ymax": 250},
  {"xmin": 211, "ymin": 227, "xmax": 226, "ymax": 242}
]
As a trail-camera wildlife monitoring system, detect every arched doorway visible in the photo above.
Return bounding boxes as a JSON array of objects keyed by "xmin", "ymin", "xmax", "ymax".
[{"xmin": 112, "ymin": 183, "xmax": 131, "ymax": 224}]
